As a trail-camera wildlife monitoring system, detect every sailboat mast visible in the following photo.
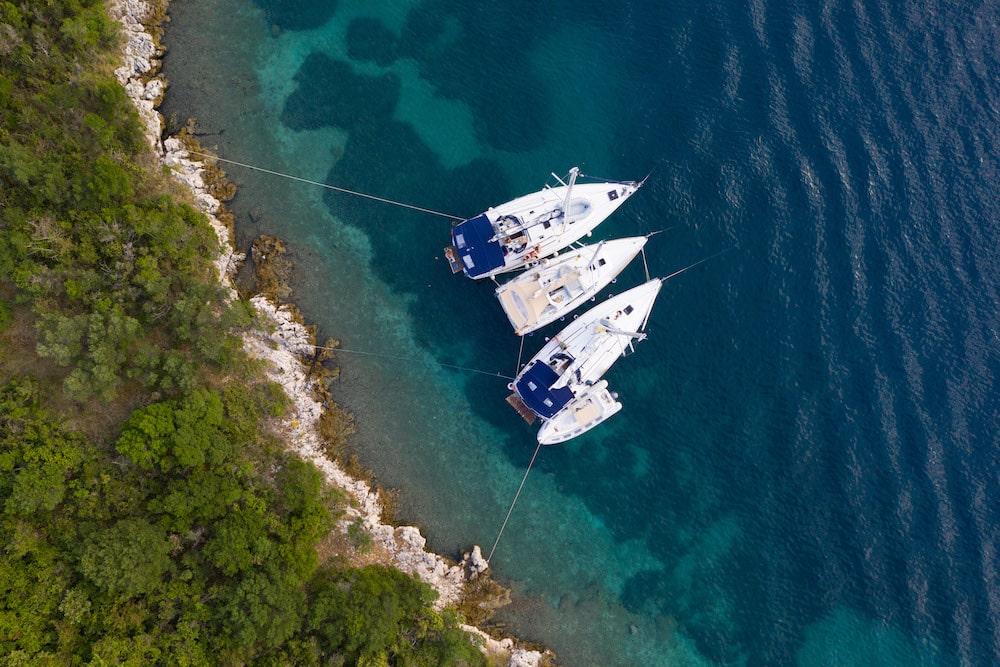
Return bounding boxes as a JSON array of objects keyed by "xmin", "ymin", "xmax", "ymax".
[{"xmin": 561, "ymin": 167, "xmax": 579, "ymax": 221}]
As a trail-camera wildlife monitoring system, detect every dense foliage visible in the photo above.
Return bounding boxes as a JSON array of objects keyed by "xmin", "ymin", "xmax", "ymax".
[
  {"xmin": 0, "ymin": 2, "xmax": 486, "ymax": 665},
  {"xmin": 0, "ymin": 380, "xmax": 485, "ymax": 665},
  {"xmin": 1, "ymin": 0, "xmax": 248, "ymax": 401}
]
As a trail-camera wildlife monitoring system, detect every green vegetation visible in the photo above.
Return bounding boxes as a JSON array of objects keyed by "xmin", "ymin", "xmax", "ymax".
[
  {"xmin": 347, "ymin": 517, "xmax": 374, "ymax": 554},
  {"xmin": 0, "ymin": 2, "xmax": 486, "ymax": 665}
]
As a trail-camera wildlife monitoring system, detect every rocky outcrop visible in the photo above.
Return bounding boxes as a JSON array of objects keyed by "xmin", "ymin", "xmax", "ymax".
[
  {"xmin": 161, "ymin": 135, "xmax": 245, "ymax": 283},
  {"xmin": 109, "ymin": 0, "xmax": 164, "ymax": 149},
  {"xmin": 241, "ymin": 296, "xmax": 472, "ymax": 605},
  {"xmin": 107, "ymin": 1, "xmax": 547, "ymax": 665}
]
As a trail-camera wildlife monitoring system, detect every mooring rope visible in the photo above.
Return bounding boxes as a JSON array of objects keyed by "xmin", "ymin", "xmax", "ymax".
[
  {"xmin": 184, "ymin": 149, "xmax": 465, "ymax": 221},
  {"xmin": 515, "ymin": 335, "xmax": 526, "ymax": 376},
  {"xmin": 487, "ymin": 440, "xmax": 543, "ymax": 563},
  {"xmin": 661, "ymin": 248, "xmax": 733, "ymax": 284},
  {"xmin": 312, "ymin": 344, "xmax": 514, "ymax": 380}
]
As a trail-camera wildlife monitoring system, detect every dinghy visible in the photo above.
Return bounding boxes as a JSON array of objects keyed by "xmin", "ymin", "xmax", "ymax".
[{"xmin": 535, "ymin": 379, "xmax": 622, "ymax": 445}]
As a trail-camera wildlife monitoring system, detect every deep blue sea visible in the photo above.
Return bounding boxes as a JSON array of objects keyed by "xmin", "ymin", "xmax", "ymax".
[{"xmin": 159, "ymin": 1, "xmax": 1000, "ymax": 664}]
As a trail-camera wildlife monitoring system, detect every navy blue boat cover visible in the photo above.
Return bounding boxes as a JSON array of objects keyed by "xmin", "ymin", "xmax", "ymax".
[
  {"xmin": 451, "ymin": 214, "xmax": 505, "ymax": 278},
  {"xmin": 514, "ymin": 361, "xmax": 575, "ymax": 418}
]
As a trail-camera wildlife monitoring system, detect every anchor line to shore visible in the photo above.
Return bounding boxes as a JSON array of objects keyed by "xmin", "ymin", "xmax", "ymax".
[
  {"xmin": 515, "ymin": 336, "xmax": 526, "ymax": 376},
  {"xmin": 183, "ymin": 149, "xmax": 465, "ymax": 221},
  {"xmin": 311, "ymin": 344, "xmax": 515, "ymax": 380},
  {"xmin": 488, "ymin": 440, "xmax": 543, "ymax": 563}
]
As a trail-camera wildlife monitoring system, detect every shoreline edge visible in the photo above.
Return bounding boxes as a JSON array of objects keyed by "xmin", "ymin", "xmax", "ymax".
[{"xmin": 106, "ymin": 1, "xmax": 550, "ymax": 664}]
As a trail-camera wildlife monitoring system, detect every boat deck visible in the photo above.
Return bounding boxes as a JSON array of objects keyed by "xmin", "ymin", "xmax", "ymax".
[
  {"xmin": 506, "ymin": 393, "xmax": 538, "ymax": 424},
  {"xmin": 497, "ymin": 267, "xmax": 585, "ymax": 332},
  {"xmin": 444, "ymin": 245, "xmax": 463, "ymax": 274}
]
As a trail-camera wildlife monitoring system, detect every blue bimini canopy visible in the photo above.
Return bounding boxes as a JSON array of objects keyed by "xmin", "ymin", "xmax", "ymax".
[
  {"xmin": 451, "ymin": 214, "xmax": 505, "ymax": 278},
  {"xmin": 514, "ymin": 361, "xmax": 574, "ymax": 419}
]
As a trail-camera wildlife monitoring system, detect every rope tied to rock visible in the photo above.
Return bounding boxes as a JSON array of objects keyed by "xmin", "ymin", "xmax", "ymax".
[
  {"xmin": 487, "ymin": 440, "xmax": 543, "ymax": 563},
  {"xmin": 184, "ymin": 149, "xmax": 465, "ymax": 221}
]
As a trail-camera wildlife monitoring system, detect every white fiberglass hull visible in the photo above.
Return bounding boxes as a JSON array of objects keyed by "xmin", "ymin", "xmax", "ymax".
[
  {"xmin": 448, "ymin": 170, "xmax": 642, "ymax": 280},
  {"xmin": 495, "ymin": 236, "xmax": 649, "ymax": 335},
  {"xmin": 507, "ymin": 278, "xmax": 662, "ymax": 443},
  {"xmin": 488, "ymin": 181, "xmax": 639, "ymax": 264},
  {"xmin": 536, "ymin": 379, "xmax": 622, "ymax": 445},
  {"xmin": 518, "ymin": 278, "xmax": 663, "ymax": 390}
]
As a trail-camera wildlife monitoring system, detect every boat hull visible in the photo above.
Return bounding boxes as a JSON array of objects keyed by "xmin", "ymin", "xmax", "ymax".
[
  {"xmin": 513, "ymin": 278, "xmax": 662, "ymax": 397},
  {"xmin": 508, "ymin": 278, "xmax": 662, "ymax": 442},
  {"xmin": 536, "ymin": 380, "xmax": 622, "ymax": 445},
  {"xmin": 495, "ymin": 236, "xmax": 648, "ymax": 335},
  {"xmin": 450, "ymin": 176, "xmax": 641, "ymax": 280}
]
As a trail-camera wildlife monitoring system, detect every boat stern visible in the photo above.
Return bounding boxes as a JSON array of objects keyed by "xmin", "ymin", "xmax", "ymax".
[
  {"xmin": 512, "ymin": 361, "xmax": 574, "ymax": 419},
  {"xmin": 449, "ymin": 214, "xmax": 506, "ymax": 279},
  {"xmin": 443, "ymin": 245, "xmax": 463, "ymax": 274}
]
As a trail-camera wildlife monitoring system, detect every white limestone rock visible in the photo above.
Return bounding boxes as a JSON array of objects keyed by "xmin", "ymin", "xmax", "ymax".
[
  {"xmin": 143, "ymin": 77, "xmax": 165, "ymax": 101},
  {"xmin": 509, "ymin": 649, "xmax": 546, "ymax": 667},
  {"xmin": 396, "ymin": 526, "xmax": 427, "ymax": 550},
  {"xmin": 466, "ymin": 544, "xmax": 490, "ymax": 576}
]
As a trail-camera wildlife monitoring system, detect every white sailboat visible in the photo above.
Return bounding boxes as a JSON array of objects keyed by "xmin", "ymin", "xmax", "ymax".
[
  {"xmin": 445, "ymin": 168, "xmax": 643, "ymax": 280},
  {"xmin": 505, "ymin": 278, "xmax": 663, "ymax": 443},
  {"xmin": 494, "ymin": 236, "xmax": 649, "ymax": 335}
]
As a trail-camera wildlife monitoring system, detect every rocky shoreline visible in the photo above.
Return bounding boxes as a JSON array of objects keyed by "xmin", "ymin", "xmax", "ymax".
[{"xmin": 107, "ymin": 1, "xmax": 548, "ymax": 665}]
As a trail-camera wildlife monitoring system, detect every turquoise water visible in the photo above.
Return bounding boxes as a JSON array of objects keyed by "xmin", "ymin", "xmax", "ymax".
[{"xmin": 160, "ymin": 1, "xmax": 1000, "ymax": 665}]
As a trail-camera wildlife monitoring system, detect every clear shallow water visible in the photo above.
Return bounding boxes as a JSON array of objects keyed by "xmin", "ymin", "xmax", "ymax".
[{"xmin": 160, "ymin": 1, "xmax": 1000, "ymax": 664}]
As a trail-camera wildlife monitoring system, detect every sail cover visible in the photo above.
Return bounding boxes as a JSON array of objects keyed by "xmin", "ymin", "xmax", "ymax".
[
  {"xmin": 514, "ymin": 361, "xmax": 575, "ymax": 419},
  {"xmin": 451, "ymin": 214, "xmax": 505, "ymax": 278}
]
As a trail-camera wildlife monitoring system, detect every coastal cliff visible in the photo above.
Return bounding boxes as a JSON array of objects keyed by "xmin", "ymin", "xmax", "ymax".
[{"xmin": 107, "ymin": 1, "xmax": 548, "ymax": 664}]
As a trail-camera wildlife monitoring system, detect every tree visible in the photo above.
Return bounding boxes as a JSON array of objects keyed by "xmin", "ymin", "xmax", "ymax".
[
  {"xmin": 115, "ymin": 389, "xmax": 232, "ymax": 472},
  {"xmin": 34, "ymin": 307, "xmax": 142, "ymax": 401},
  {"xmin": 212, "ymin": 562, "xmax": 306, "ymax": 658},
  {"xmin": 145, "ymin": 469, "xmax": 243, "ymax": 533},
  {"xmin": 0, "ymin": 525, "xmax": 71, "ymax": 660},
  {"xmin": 114, "ymin": 401, "xmax": 175, "ymax": 470},
  {"xmin": 307, "ymin": 566, "xmax": 437, "ymax": 663},
  {"xmin": 203, "ymin": 507, "xmax": 274, "ymax": 577},
  {"xmin": 0, "ymin": 377, "xmax": 86, "ymax": 515},
  {"xmin": 79, "ymin": 518, "xmax": 171, "ymax": 598}
]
